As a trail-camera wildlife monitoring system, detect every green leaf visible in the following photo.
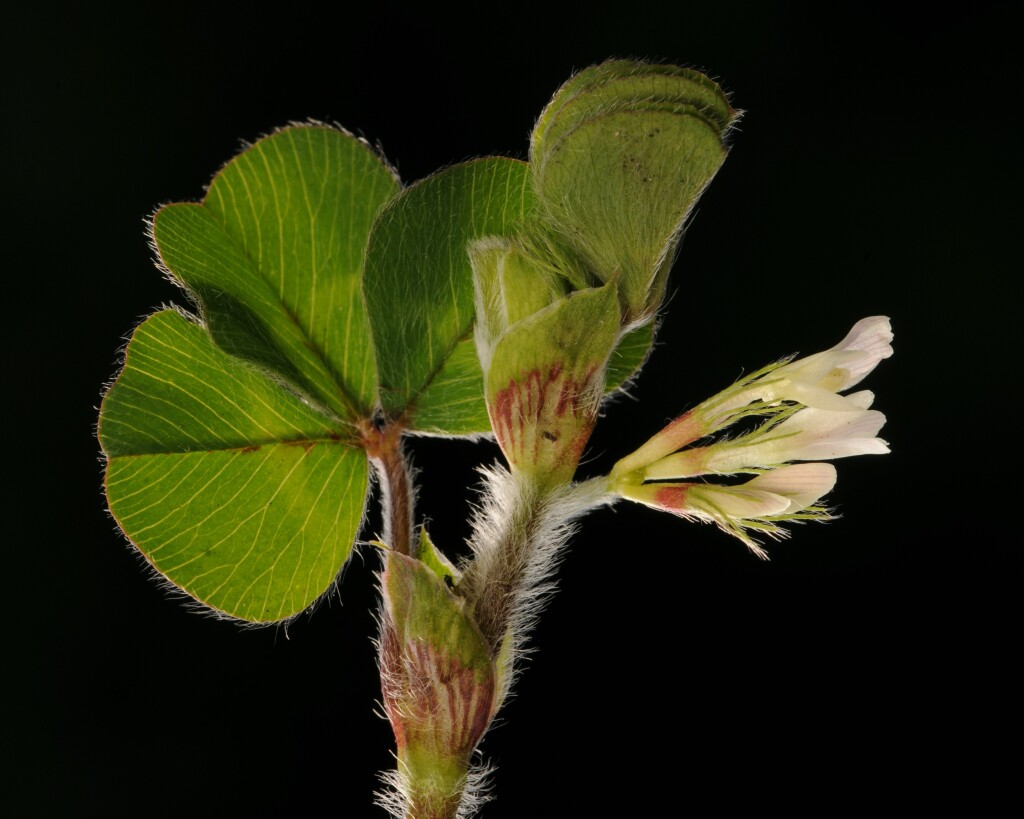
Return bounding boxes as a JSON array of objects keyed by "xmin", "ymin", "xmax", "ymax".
[
  {"xmin": 403, "ymin": 336, "xmax": 492, "ymax": 436},
  {"xmin": 530, "ymin": 61, "xmax": 735, "ymax": 323},
  {"xmin": 152, "ymin": 125, "xmax": 399, "ymax": 421},
  {"xmin": 604, "ymin": 321, "xmax": 656, "ymax": 392},
  {"xmin": 533, "ymin": 60, "xmax": 734, "ymax": 158},
  {"xmin": 535, "ymin": 111, "xmax": 727, "ymax": 321},
  {"xmin": 364, "ymin": 157, "xmax": 535, "ymax": 435},
  {"xmin": 100, "ymin": 310, "xmax": 369, "ymax": 622}
]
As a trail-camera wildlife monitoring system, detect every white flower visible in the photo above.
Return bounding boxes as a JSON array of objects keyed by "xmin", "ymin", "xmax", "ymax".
[
  {"xmin": 736, "ymin": 462, "xmax": 838, "ymax": 514},
  {"xmin": 612, "ymin": 317, "xmax": 894, "ymax": 480},
  {"xmin": 725, "ymin": 315, "xmax": 893, "ymax": 413},
  {"xmin": 618, "ymin": 463, "xmax": 838, "ymax": 557},
  {"xmin": 645, "ymin": 391, "xmax": 888, "ymax": 478},
  {"xmin": 609, "ymin": 317, "xmax": 893, "ymax": 555},
  {"xmin": 724, "ymin": 399, "xmax": 888, "ymax": 467}
]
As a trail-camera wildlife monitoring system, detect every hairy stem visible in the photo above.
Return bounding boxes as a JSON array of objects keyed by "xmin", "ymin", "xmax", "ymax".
[
  {"xmin": 362, "ymin": 419, "xmax": 415, "ymax": 556},
  {"xmin": 458, "ymin": 469, "xmax": 613, "ymax": 668},
  {"xmin": 458, "ymin": 471, "xmax": 546, "ymax": 654}
]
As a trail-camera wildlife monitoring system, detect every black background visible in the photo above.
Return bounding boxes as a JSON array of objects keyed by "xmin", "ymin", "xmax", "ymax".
[{"xmin": 8, "ymin": 2, "xmax": 1018, "ymax": 815}]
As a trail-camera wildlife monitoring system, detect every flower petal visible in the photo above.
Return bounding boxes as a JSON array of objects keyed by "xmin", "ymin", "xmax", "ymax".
[
  {"xmin": 761, "ymin": 316, "xmax": 893, "ymax": 401},
  {"xmin": 704, "ymin": 407, "xmax": 888, "ymax": 471},
  {"xmin": 770, "ymin": 379, "xmax": 869, "ymax": 411},
  {"xmin": 777, "ymin": 407, "xmax": 889, "ymax": 460},
  {"xmin": 822, "ymin": 315, "xmax": 893, "ymax": 390},
  {"xmin": 744, "ymin": 463, "xmax": 837, "ymax": 513},
  {"xmin": 844, "ymin": 390, "xmax": 875, "ymax": 409},
  {"xmin": 687, "ymin": 484, "xmax": 793, "ymax": 518}
]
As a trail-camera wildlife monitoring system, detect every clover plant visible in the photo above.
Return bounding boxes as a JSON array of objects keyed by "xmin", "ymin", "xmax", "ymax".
[{"xmin": 99, "ymin": 60, "xmax": 892, "ymax": 817}]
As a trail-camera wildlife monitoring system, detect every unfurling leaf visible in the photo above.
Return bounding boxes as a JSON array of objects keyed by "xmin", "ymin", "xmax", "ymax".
[{"xmin": 530, "ymin": 61, "xmax": 737, "ymax": 325}]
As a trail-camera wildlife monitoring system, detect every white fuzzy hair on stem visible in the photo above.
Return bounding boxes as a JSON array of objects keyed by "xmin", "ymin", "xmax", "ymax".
[
  {"xmin": 374, "ymin": 466, "xmax": 611, "ymax": 817},
  {"xmin": 458, "ymin": 465, "xmax": 615, "ymax": 691},
  {"xmin": 375, "ymin": 761, "xmax": 496, "ymax": 819}
]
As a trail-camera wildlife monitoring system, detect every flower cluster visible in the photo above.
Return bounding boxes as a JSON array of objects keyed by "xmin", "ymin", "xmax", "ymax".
[{"xmin": 610, "ymin": 317, "xmax": 893, "ymax": 555}]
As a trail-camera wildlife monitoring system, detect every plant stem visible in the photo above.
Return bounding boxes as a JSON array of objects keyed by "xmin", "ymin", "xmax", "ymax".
[
  {"xmin": 364, "ymin": 421, "xmax": 475, "ymax": 819},
  {"xmin": 362, "ymin": 419, "xmax": 415, "ymax": 556},
  {"xmin": 399, "ymin": 747, "xmax": 470, "ymax": 819},
  {"xmin": 460, "ymin": 470, "xmax": 615, "ymax": 658},
  {"xmin": 458, "ymin": 470, "xmax": 545, "ymax": 653}
]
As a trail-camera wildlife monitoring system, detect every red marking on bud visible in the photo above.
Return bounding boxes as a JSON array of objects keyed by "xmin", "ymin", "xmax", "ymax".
[
  {"xmin": 663, "ymin": 410, "xmax": 696, "ymax": 438},
  {"xmin": 489, "ymin": 362, "xmax": 601, "ymax": 480},
  {"xmin": 653, "ymin": 484, "xmax": 690, "ymax": 511},
  {"xmin": 555, "ymin": 375, "xmax": 574, "ymax": 417},
  {"xmin": 491, "ymin": 365, "xmax": 563, "ymax": 454},
  {"xmin": 379, "ymin": 619, "xmax": 496, "ymax": 761}
]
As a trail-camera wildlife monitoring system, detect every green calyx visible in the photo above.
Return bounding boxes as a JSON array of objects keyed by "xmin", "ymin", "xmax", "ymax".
[{"xmin": 484, "ymin": 281, "xmax": 621, "ymax": 487}]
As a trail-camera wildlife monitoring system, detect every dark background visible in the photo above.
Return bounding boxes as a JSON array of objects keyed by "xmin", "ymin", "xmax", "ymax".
[{"xmin": 8, "ymin": 2, "xmax": 1017, "ymax": 815}]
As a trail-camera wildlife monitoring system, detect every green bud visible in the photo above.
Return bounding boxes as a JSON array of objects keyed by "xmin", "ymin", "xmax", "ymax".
[
  {"xmin": 379, "ymin": 550, "xmax": 498, "ymax": 817},
  {"xmin": 469, "ymin": 236, "xmax": 566, "ymax": 372},
  {"xmin": 485, "ymin": 282, "xmax": 620, "ymax": 487}
]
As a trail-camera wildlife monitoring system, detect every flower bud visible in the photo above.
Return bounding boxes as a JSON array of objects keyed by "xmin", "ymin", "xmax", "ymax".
[
  {"xmin": 379, "ymin": 549, "xmax": 498, "ymax": 817},
  {"xmin": 482, "ymin": 281, "xmax": 621, "ymax": 487},
  {"xmin": 469, "ymin": 237, "xmax": 565, "ymax": 374}
]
